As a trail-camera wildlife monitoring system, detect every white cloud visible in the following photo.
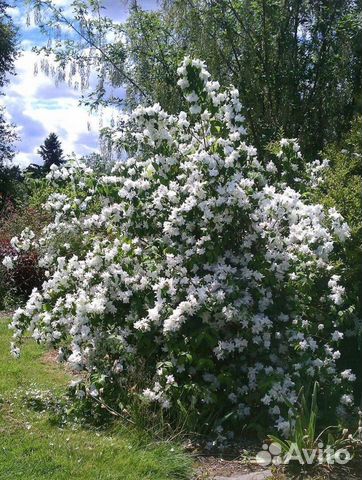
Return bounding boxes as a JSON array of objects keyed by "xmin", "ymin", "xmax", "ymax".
[
  {"xmin": 3, "ymin": 0, "xmax": 158, "ymax": 168},
  {"xmin": 3, "ymin": 51, "xmax": 105, "ymax": 168},
  {"xmin": 6, "ymin": 6, "xmax": 21, "ymax": 19},
  {"xmin": 13, "ymin": 152, "xmax": 36, "ymax": 170}
]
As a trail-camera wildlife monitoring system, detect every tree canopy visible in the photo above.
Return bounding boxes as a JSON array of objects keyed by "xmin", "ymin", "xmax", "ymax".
[
  {"xmin": 0, "ymin": 0, "xmax": 17, "ymax": 87},
  {"xmin": 0, "ymin": 1, "xmax": 19, "ymax": 211},
  {"xmin": 38, "ymin": 132, "xmax": 64, "ymax": 171},
  {"xmin": 27, "ymin": 0, "xmax": 362, "ymax": 158}
]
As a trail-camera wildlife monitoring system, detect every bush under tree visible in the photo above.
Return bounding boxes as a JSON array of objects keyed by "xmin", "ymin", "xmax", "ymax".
[{"xmin": 4, "ymin": 59, "xmax": 358, "ymax": 440}]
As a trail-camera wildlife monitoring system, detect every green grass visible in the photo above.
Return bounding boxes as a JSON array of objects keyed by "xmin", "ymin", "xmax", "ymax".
[{"xmin": 0, "ymin": 318, "xmax": 192, "ymax": 480}]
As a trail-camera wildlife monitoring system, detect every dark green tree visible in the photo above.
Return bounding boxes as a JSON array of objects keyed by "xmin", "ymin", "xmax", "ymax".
[
  {"xmin": 123, "ymin": 0, "xmax": 362, "ymax": 157},
  {"xmin": 37, "ymin": 132, "xmax": 64, "ymax": 172},
  {"xmin": 0, "ymin": 0, "xmax": 17, "ymax": 86},
  {"xmin": 0, "ymin": 1, "xmax": 20, "ymax": 212},
  {"xmin": 0, "ymin": 106, "xmax": 16, "ymax": 165}
]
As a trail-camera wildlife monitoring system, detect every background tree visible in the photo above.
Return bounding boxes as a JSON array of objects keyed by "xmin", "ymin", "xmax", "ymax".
[
  {"xmin": 125, "ymin": 0, "xmax": 362, "ymax": 156},
  {"xmin": 27, "ymin": 0, "xmax": 362, "ymax": 158},
  {"xmin": 37, "ymin": 132, "xmax": 64, "ymax": 173},
  {"xmin": 81, "ymin": 152, "xmax": 116, "ymax": 174},
  {"xmin": 316, "ymin": 116, "xmax": 362, "ymax": 402},
  {"xmin": 0, "ymin": 108, "xmax": 20, "ymax": 211},
  {"xmin": 0, "ymin": 106, "xmax": 16, "ymax": 164},
  {"xmin": 0, "ymin": 0, "xmax": 19, "ymax": 212},
  {"xmin": 0, "ymin": 0, "xmax": 17, "ymax": 86}
]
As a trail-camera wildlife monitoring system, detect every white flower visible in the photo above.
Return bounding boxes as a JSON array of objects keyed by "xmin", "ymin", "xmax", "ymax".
[
  {"xmin": 2, "ymin": 255, "xmax": 16, "ymax": 269},
  {"xmin": 332, "ymin": 331, "xmax": 344, "ymax": 342},
  {"xmin": 341, "ymin": 369, "xmax": 356, "ymax": 382},
  {"xmin": 88, "ymin": 384, "xmax": 99, "ymax": 397},
  {"xmin": 340, "ymin": 394, "xmax": 354, "ymax": 406},
  {"xmin": 10, "ymin": 342, "xmax": 20, "ymax": 358},
  {"xmin": 177, "ymin": 77, "xmax": 189, "ymax": 89},
  {"xmin": 122, "ymin": 243, "xmax": 131, "ymax": 253},
  {"xmin": 166, "ymin": 375, "xmax": 175, "ymax": 385}
]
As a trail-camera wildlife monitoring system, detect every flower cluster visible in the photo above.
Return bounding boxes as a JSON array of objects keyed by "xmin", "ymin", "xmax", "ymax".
[
  {"xmin": 6, "ymin": 57, "xmax": 357, "ymax": 437},
  {"xmin": 0, "ymin": 234, "xmax": 43, "ymax": 302}
]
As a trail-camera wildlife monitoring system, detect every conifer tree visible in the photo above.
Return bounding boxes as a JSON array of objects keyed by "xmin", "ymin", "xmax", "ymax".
[{"xmin": 38, "ymin": 132, "xmax": 64, "ymax": 172}]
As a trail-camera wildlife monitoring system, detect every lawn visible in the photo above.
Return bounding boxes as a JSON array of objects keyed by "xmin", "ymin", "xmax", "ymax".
[{"xmin": 0, "ymin": 317, "xmax": 192, "ymax": 480}]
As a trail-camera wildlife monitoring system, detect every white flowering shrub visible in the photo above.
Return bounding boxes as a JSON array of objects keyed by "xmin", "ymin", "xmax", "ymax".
[{"xmin": 7, "ymin": 58, "xmax": 358, "ymax": 438}]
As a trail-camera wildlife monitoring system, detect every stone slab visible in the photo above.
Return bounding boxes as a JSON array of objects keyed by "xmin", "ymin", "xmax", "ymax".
[{"xmin": 214, "ymin": 469, "xmax": 272, "ymax": 480}]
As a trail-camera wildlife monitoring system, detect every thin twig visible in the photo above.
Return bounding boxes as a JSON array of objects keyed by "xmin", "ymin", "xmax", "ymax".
[{"xmin": 36, "ymin": 0, "xmax": 149, "ymax": 98}]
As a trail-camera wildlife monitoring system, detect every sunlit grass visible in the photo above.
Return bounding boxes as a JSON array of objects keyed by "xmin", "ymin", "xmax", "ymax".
[{"xmin": 0, "ymin": 318, "xmax": 192, "ymax": 480}]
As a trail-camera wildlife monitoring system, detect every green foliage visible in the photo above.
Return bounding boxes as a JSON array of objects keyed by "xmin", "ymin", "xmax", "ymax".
[
  {"xmin": 123, "ymin": 7, "xmax": 184, "ymax": 113},
  {"xmin": 25, "ymin": 175, "xmax": 60, "ymax": 209},
  {"xmin": 11, "ymin": 0, "xmax": 362, "ymax": 446},
  {"xmin": 129, "ymin": 0, "xmax": 362, "ymax": 156},
  {"xmin": 319, "ymin": 117, "xmax": 362, "ymax": 248},
  {"xmin": 0, "ymin": 1, "xmax": 18, "ymax": 87},
  {"xmin": 0, "ymin": 159, "xmax": 22, "ymax": 213},
  {"xmin": 0, "ymin": 1, "xmax": 21, "ymax": 208},
  {"xmin": 0, "ymin": 106, "xmax": 17, "ymax": 164},
  {"xmin": 316, "ymin": 117, "xmax": 362, "ymax": 402},
  {"xmin": 269, "ymin": 382, "xmax": 362, "ymax": 474},
  {"xmin": 269, "ymin": 383, "xmax": 322, "ymax": 455}
]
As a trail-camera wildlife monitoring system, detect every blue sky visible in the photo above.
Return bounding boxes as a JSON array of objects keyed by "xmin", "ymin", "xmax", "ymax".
[{"xmin": 2, "ymin": 0, "xmax": 157, "ymax": 168}]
